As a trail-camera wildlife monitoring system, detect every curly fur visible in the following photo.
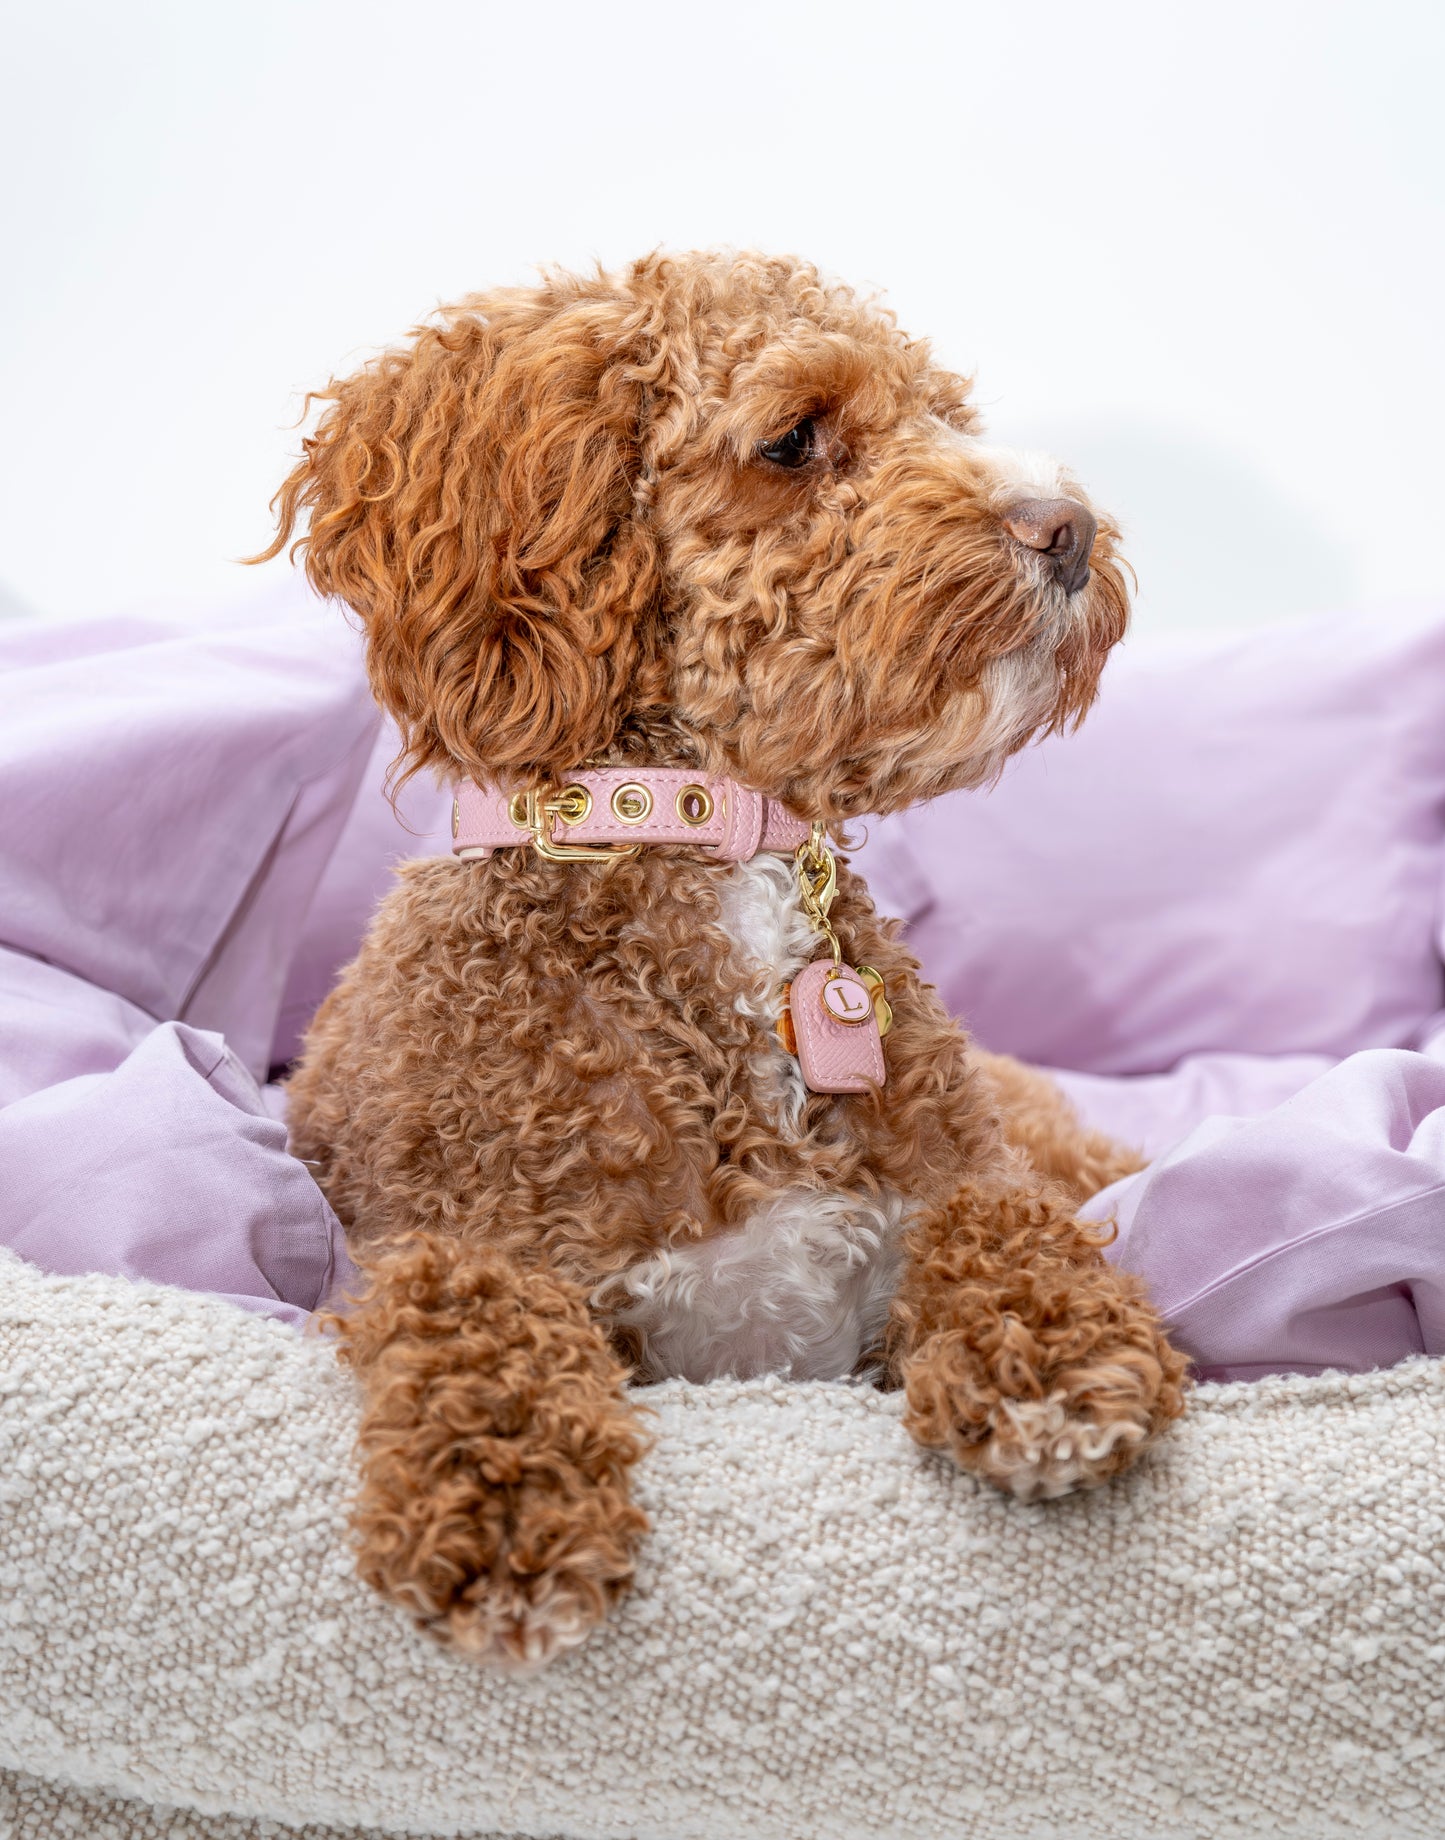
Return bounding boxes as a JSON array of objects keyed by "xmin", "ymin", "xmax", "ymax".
[
  {"xmin": 323, "ymin": 1234, "xmax": 648, "ymax": 1666},
  {"xmin": 891, "ymin": 1181, "xmax": 1187, "ymax": 1501},
  {"xmin": 262, "ymin": 248, "xmax": 1185, "ymax": 1665}
]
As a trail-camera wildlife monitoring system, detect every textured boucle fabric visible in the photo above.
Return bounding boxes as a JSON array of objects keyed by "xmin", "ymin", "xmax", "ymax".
[
  {"xmin": 3, "ymin": 1252, "xmax": 1445, "ymax": 1840},
  {"xmin": 0, "ymin": 1765, "xmax": 414, "ymax": 1839}
]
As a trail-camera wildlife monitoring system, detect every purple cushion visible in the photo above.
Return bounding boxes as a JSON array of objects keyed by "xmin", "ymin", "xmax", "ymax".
[
  {"xmin": 0, "ymin": 584, "xmax": 374, "ymax": 1321},
  {"xmin": 0, "ymin": 582, "xmax": 381, "ymax": 1082},
  {"xmin": 859, "ymin": 605, "xmax": 1445, "ymax": 1075},
  {"xmin": 0, "ymin": 947, "xmax": 156, "ymax": 1108},
  {"xmin": 1047, "ymin": 1049, "xmax": 1337, "ymax": 1162},
  {"xmin": 270, "ymin": 723, "xmax": 452, "ymax": 1068},
  {"xmin": 0, "ymin": 1019, "xmax": 357, "ymax": 1326},
  {"xmin": 1086, "ymin": 1048, "xmax": 1445, "ymax": 1382}
]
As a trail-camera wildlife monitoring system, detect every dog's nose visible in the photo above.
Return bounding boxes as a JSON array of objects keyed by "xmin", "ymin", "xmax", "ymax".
[{"xmin": 1001, "ymin": 498, "xmax": 1098, "ymax": 595}]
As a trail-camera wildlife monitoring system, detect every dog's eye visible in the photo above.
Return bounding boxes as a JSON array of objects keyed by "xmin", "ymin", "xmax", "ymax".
[{"xmin": 757, "ymin": 418, "xmax": 817, "ymax": 469}]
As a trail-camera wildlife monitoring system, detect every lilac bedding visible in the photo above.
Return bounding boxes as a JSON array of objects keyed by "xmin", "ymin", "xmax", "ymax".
[{"xmin": 2, "ymin": 582, "xmax": 1444, "ymax": 1380}]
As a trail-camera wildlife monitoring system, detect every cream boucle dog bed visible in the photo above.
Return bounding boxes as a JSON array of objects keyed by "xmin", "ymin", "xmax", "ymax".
[{"xmin": 3, "ymin": 1250, "xmax": 1445, "ymax": 1840}]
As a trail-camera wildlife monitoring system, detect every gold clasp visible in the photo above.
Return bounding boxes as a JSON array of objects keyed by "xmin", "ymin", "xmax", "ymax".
[
  {"xmin": 795, "ymin": 821, "xmax": 843, "ymax": 964},
  {"xmin": 797, "ymin": 821, "xmax": 837, "ymax": 916},
  {"xmin": 791, "ymin": 820, "xmax": 895, "ymax": 1038},
  {"xmin": 524, "ymin": 788, "xmax": 641, "ymax": 863}
]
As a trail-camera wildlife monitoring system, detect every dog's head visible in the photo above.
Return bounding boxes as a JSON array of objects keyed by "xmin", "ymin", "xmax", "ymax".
[{"xmin": 264, "ymin": 252, "xmax": 1128, "ymax": 819}]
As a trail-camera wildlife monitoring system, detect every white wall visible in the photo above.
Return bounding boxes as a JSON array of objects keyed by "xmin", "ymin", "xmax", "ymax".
[{"xmin": 2, "ymin": 0, "xmax": 1440, "ymax": 630}]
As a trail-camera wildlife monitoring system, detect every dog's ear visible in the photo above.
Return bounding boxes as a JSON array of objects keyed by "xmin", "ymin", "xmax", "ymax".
[{"xmin": 259, "ymin": 282, "xmax": 662, "ymax": 786}]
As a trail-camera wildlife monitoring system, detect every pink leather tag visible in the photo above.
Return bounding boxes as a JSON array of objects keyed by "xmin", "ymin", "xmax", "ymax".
[{"xmin": 790, "ymin": 958, "xmax": 886, "ymax": 1094}]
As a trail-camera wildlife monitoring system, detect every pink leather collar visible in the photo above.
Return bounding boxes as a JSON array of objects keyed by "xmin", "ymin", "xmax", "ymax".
[{"xmin": 451, "ymin": 768, "xmax": 810, "ymax": 863}]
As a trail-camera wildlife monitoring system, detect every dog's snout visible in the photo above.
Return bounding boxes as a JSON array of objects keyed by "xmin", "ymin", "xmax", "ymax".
[{"xmin": 1001, "ymin": 498, "xmax": 1098, "ymax": 595}]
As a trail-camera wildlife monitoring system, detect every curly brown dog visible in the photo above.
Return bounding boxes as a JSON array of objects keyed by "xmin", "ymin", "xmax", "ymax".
[{"xmin": 260, "ymin": 250, "xmax": 1187, "ymax": 1668}]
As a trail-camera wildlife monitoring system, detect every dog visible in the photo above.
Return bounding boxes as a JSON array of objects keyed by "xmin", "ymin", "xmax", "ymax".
[{"xmin": 260, "ymin": 250, "xmax": 1187, "ymax": 1668}]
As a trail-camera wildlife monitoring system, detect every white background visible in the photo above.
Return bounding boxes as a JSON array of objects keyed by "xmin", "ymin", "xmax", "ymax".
[{"xmin": 2, "ymin": 0, "xmax": 1440, "ymax": 630}]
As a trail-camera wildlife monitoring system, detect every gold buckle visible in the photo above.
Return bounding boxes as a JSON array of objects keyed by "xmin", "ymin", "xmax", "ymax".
[{"xmin": 523, "ymin": 788, "xmax": 641, "ymax": 862}]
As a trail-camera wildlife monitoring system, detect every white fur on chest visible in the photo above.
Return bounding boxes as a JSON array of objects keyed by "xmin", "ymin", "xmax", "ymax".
[{"xmin": 602, "ymin": 855, "xmax": 911, "ymax": 1383}]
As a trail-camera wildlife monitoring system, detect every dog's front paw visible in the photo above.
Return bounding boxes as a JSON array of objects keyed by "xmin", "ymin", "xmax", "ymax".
[
  {"xmin": 378, "ymin": 1464, "xmax": 646, "ymax": 1668},
  {"xmin": 931, "ymin": 1350, "xmax": 1174, "ymax": 1500},
  {"xmin": 899, "ymin": 1232, "xmax": 1187, "ymax": 1500},
  {"xmin": 330, "ymin": 1232, "xmax": 650, "ymax": 1669}
]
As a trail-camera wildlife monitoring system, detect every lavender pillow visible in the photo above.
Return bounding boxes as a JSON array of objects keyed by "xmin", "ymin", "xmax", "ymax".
[
  {"xmin": 0, "ymin": 1019, "xmax": 356, "ymax": 1326},
  {"xmin": 859, "ymin": 605, "xmax": 1445, "ymax": 1075},
  {"xmin": 0, "ymin": 581, "xmax": 380, "ymax": 1081},
  {"xmin": 270, "ymin": 722, "xmax": 453, "ymax": 1068},
  {"xmin": 0, "ymin": 946, "xmax": 156, "ymax": 1109}
]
